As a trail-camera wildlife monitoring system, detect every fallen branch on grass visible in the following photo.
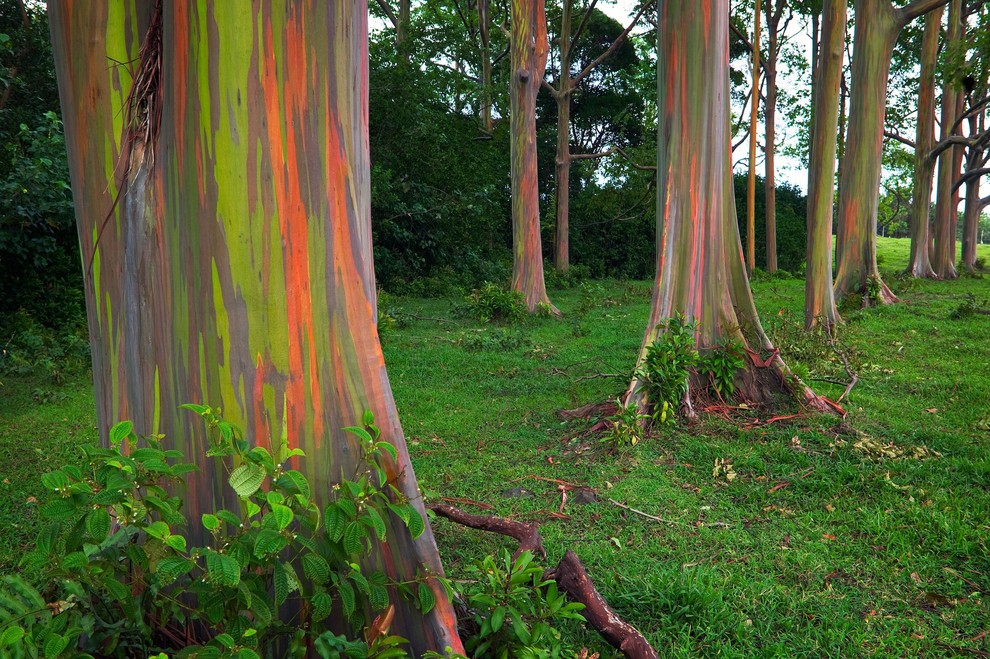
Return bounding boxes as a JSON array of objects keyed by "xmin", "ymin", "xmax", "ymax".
[
  {"xmin": 432, "ymin": 503, "xmax": 659, "ymax": 658},
  {"xmin": 547, "ymin": 551, "xmax": 660, "ymax": 659},
  {"xmin": 607, "ymin": 498, "xmax": 688, "ymax": 526}
]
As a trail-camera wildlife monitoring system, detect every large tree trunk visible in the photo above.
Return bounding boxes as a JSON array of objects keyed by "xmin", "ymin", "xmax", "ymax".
[
  {"xmin": 833, "ymin": 0, "xmax": 900, "ymax": 303},
  {"xmin": 905, "ymin": 4, "xmax": 942, "ymax": 279},
  {"xmin": 554, "ymin": 0, "xmax": 572, "ymax": 273},
  {"xmin": 805, "ymin": 0, "xmax": 846, "ymax": 330},
  {"xmin": 746, "ymin": 0, "xmax": 761, "ymax": 275},
  {"xmin": 510, "ymin": 0, "xmax": 556, "ymax": 312},
  {"xmin": 932, "ymin": 0, "xmax": 963, "ymax": 279},
  {"xmin": 626, "ymin": 0, "xmax": 827, "ymax": 415},
  {"xmin": 48, "ymin": 1, "xmax": 463, "ymax": 651}
]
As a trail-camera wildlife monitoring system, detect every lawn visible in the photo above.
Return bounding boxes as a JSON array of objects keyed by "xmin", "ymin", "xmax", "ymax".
[{"xmin": 1, "ymin": 237, "xmax": 988, "ymax": 657}]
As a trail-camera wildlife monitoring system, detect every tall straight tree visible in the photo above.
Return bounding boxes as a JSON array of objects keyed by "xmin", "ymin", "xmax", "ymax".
[
  {"xmin": 510, "ymin": 0, "xmax": 556, "ymax": 312},
  {"xmin": 761, "ymin": 0, "xmax": 791, "ymax": 273},
  {"xmin": 932, "ymin": 0, "xmax": 964, "ymax": 279},
  {"xmin": 805, "ymin": 0, "xmax": 846, "ymax": 330},
  {"xmin": 746, "ymin": 0, "xmax": 762, "ymax": 275},
  {"xmin": 833, "ymin": 0, "xmax": 949, "ymax": 302},
  {"xmin": 48, "ymin": 1, "xmax": 463, "ymax": 651},
  {"xmin": 626, "ymin": 0, "xmax": 828, "ymax": 415},
  {"xmin": 905, "ymin": 4, "xmax": 943, "ymax": 278}
]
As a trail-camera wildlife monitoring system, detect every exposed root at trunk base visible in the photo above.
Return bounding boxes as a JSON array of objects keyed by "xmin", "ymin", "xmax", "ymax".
[{"xmin": 431, "ymin": 503, "xmax": 658, "ymax": 658}]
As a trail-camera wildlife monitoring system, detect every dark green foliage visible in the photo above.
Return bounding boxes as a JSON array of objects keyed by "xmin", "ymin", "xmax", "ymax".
[
  {"xmin": 733, "ymin": 174, "xmax": 808, "ymax": 273},
  {"xmin": 2, "ymin": 410, "xmax": 439, "ymax": 657},
  {"xmin": 463, "ymin": 283, "xmax": 526, "ymax": 324},
  {"xmin": 636, "ymin": 316, "xmax": 699, "ymax": 425}
]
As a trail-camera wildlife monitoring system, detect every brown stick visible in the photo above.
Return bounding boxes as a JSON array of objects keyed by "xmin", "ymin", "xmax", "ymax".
[
  {"xmin": 548, "ymin": 551, "xmax": 659, "ymax": 659},
  {"xmin": 427, "ymin": 503, "xmax": 545, "ymax": 559}
]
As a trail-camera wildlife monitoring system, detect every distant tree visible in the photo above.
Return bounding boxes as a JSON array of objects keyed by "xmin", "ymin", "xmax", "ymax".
[
  {"xmin": 49, "ymin": 2, "xmax": 463, "ymax": 650},
  {"xmin": 510, "ymin": 0, "xmax": 556, "ymax": 312}
]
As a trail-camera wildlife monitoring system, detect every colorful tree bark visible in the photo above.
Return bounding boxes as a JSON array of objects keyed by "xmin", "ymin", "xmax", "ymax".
[
  {"xmin": 805, "ymin": 0, "xmax": 846, "ymax": 330},
  {"xmin": 932, "ymin": 0, "xmax": 963, "ymax": 279},
  {"xmin": 626, "ymin": 0, "xmax": 827, "ymax": 415},
  {"xmin": 48, "ymin": 1, "xmax": 463, "ymax": 651},
  {"xmin": 905, "ymin": 5, "xmax": 942, "ymax": 279},
  {"xmin": 510, "ymin": 0, "xmax": 556, "ymax": 312},
  {"xmin": 833, "ymin": 0, "xmax": 949, "ymax": 302},
  {"xmin": 762, "ymin": 0, "xmax": 788, "ymax": 274}
]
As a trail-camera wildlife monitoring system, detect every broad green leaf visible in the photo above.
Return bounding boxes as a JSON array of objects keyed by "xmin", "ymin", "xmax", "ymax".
[
  {"xmin": 253, "ymin": 529, "xmax": 285, "ymax": 557},
  {"xmin": 206, "ymin": 551, "xmax": 240, "ymax": 587},
  {"xmin": 271, "ymin": 503, "xmax": 293, "ymax": 530},
  {"xmin": 216, "ymin": 510, "xmax": 241, "ymax": 527},
  {"xmin": 229, "ymin": 463, "xmax": 266, "ymax": 498},
  {"xmin": 86, "ymin": 508, "xmax": 111, "ymax": 541},
  {"xmin": 202, "ymin": 514, "xmax": 220, "ymax": 531},
  {"xmin": 103, "ymin": 577, "xmax": 130, "ymax": 603},
  {"xmin": 273, "ymin": 561, "xmax": 289, "ymax": 606},
  {"xmin": 302, "ymin": 553, "xmax": 330, "ymax": 585},
  {"xmin": 338, "ymin": 578, "xmax": 356, "ymax": 619},
  {"xmin": 40, "ymin": 470, "xmax": 69, "ymax": 492},
  {"xmin": 215, "ymin": 633, "xmax": 235, "ymax": 649},
  {"xmin": 406, "ymin": 507, "xmax": 425, "ymax": 538},
  {"xmin": 365, "ymin": 507, "xmax": 387, "ymax": 541},
  {"xmin": 311, "ymin": 591, "xmax": 332, "ymax": 622},
  {"xmin": 491, "ymin": 605, "xmax": 506, "ymax": 632},
  {"xmin": 376, "ymin": 442, "xmax": 398, "ymax": 462},
  {"xmin": 343, "ymin": 521, "xmax": 364, "ymax": 556},
  {"xmin": 43, "ymin": 633, "xmax": 68, "ymax": 659},
  {"xmin": 145, "ymin": 521, "xmax": 170, "ymax": 539},
  {"xmin": 0, "ymin": 626, "xmax": 25, "ymax": 649},
  {"xmin": 342, "ymin": 425, "xmax": 374, "ymax": 445},
  {"xmin": 155, "ymin": 556, "xmax": 194, "ymax": 585},
  {"xmin": 108, "ymin": 420, "xmax": 133, "ymax": 448},
  {"xmin": 165, "ymin": 534, "xmax": 187, "ymax": 552},
  {"xmin": 325, "ymin": 506, "xmax": 344, "ymax": 543},
  {"xmin": 62, "ymin": 551, "xmax": 88, "ymax": 569},
  {"xmin": 40, "ymin": 498, "xmax": 77, "ymax": 521},
  {"xmin": 179, "ymin": 403, "xmax": 209, "ymax": 415},
  {"xmin": 418, "ymin": 582, "xmax": 436, "ymax": 615}
]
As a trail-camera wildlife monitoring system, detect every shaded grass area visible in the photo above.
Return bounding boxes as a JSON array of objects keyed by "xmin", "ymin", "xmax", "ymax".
[{"xmin": 1, "ymin": 237, "xmax": 988, "ymax": 656}]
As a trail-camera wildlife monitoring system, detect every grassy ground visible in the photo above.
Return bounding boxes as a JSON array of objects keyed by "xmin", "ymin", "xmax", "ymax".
[{"xmin": 1, "ymin": 237, "xmax": 988, "ymax": 657}]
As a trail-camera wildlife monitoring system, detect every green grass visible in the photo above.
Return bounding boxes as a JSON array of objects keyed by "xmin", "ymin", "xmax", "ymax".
[{"xmin": 2, "ymin": 237, "xmax": 989, "ymax": 656}]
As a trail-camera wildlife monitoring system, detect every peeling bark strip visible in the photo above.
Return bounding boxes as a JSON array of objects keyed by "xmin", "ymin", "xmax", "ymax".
[
  {"xmin": 510, "ymin": 0, "xmax": 557, "ymax": 313},
  {"xmin": 48, "ymin": 2, "xmax": 462, "ymax": 651},
  {"xmin": 548, "ymin": 551, "xmax": 659, "ymax": 659},
  {"xmin": 431, "ymin": 504, "xmax": 658, "ymax": 658},
  {"xmin": 626, "ymin": 1, "xmax": 829, "ymax": 414}
]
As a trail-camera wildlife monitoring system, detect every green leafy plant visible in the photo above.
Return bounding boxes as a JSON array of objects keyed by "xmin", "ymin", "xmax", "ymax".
[
  {"xmin": 0, "ymin": 408, "xmax": 443, "ymax": 657},
  {"xmin": 603, "ymin": 399, "xmax": 650, "ymax": 450},
  {"xmin": 697, "ymin": 337, "xmax": 745, "ymax": 398},
  {"xmin": 464, "ymin": 283, "xmax": 526, "ymax": 324},
  {"xmin": 949, "ymin": 294, "xmax": 989, "ymax": 320},
  {"xmin": 461, "ymin": 550, "xmax": 585, "ymax": 659},
  {"xmin": 635, "ymin": 315, "xmax": 699, "ymax": 425}
]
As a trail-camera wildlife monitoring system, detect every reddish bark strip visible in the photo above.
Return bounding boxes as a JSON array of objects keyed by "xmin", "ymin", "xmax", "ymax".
[{"xmin": 932, "ymin": 0, "xmax": 963, "ymax": 279}]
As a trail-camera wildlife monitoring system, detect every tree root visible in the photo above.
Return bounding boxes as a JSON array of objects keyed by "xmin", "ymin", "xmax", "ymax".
[{"xmin": 430, "ymin": 503, "xmax": 658, "ymax": 658}]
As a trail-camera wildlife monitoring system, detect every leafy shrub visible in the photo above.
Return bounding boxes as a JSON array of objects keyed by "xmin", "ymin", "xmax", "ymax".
[
  {"xmin": 461, "ymin": 550, "xmax": 585, "ymax": 658},
  {"xmin": 1, "ymin": 408, "xmax": 441, "ymax": 657},
  {"xmin": 636, "ymin": 316, "xmax": 699, "ymax": 425},
  {"xmin": 544, "ymin": 263, "xmax": 590, "ymax": 290},
  {"xmin": 949, "ymin": 294, "xmax": 989, "ymax": 320},
  {"xmin": 0, "ymin": 310, "xmax": 90, "ymax": 382},
  {"xmin": 456, "ymin": 328, "xmax": 528, "ymax": 353},
  {"xmin": 698, "ymin": 337, "xmax": 745, "ymax": 398},
  {"xmin": 464, "ymin": 283, "xmax": 526, "ymax": 324},
  {"xmin": 604, "ymin": 399, "xmax": 651, "ymax": 449}
]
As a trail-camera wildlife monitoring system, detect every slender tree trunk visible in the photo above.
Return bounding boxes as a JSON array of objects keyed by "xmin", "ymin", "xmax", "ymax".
[
  {"xmin": 479, "ymin": 0, "xmax": 493, "ymax": 133},
  {"xmin": 962, "ymin": 167, "xmax": 982, "ymax": 270},
  {"xmin": 906, "ymin": 4, "xmax": 942, "ymax": 278},
  {"xmin": 554, "ymin": 0, "xmax": 572, "ymax": 273},
  {"xmin": 833, "ymin": 0, "xmax": 901, "ymax": 303},
  {"xmin": 626, "ymin": 0, "xmax": 827, "ymax": 416},
  {"xmin": 807, "ymin": 7, "xmax": 820, "ymax": 194},
  {"xmin": 746, "ymin": 0, "xmax": 762, "ymax": 275},
  {"xmin": 397, "ymin": 0, "xmax": 411, "ymax": 61},
  {"xmin": 510, "ymin": 0, "xmax": 556, "ymax": 312},
  {"xmin": 835, "ymin": 67, "xmax": 848, "ymax": 267},
  {"xmin": 48, "ymin": 2, "xmax": 463, "ymax": 651},
  {"xmin": 805, "ymin": 0, "xmax": 846, "ymax": 330},
  {"xmin": 763, "ymin": 1, "xmax": 784, "ymax": 273},
  {"xmin": 932, "ymin": 0, "xmax": 962, "ymax": 279}
]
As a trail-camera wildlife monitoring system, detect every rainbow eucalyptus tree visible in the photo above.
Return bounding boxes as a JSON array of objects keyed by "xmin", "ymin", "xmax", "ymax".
[
  {"xmin": 48, "ymin": 1, "xmax": 463, "ymax": 651},
  {"xmin": 805, "ymin": 0, "xmax": 846, "ymax": 330},
  {"xmin": 626, "ymin": 0, "xmax": 828, "ymax": 416},
  {"xmin": 833, "ymin": 0, "xmax": 949, "ymax": 302},
  {"xmin": 905, "ymin": 5, "xmax": 943, "ymax": 279},
  {"xmin": 932, "ymin": 0, "xmax": 963, "ymax": 279},
  {"xmin": 510, "ymin": 0, "xmax": 556, "ymax": 312}
]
